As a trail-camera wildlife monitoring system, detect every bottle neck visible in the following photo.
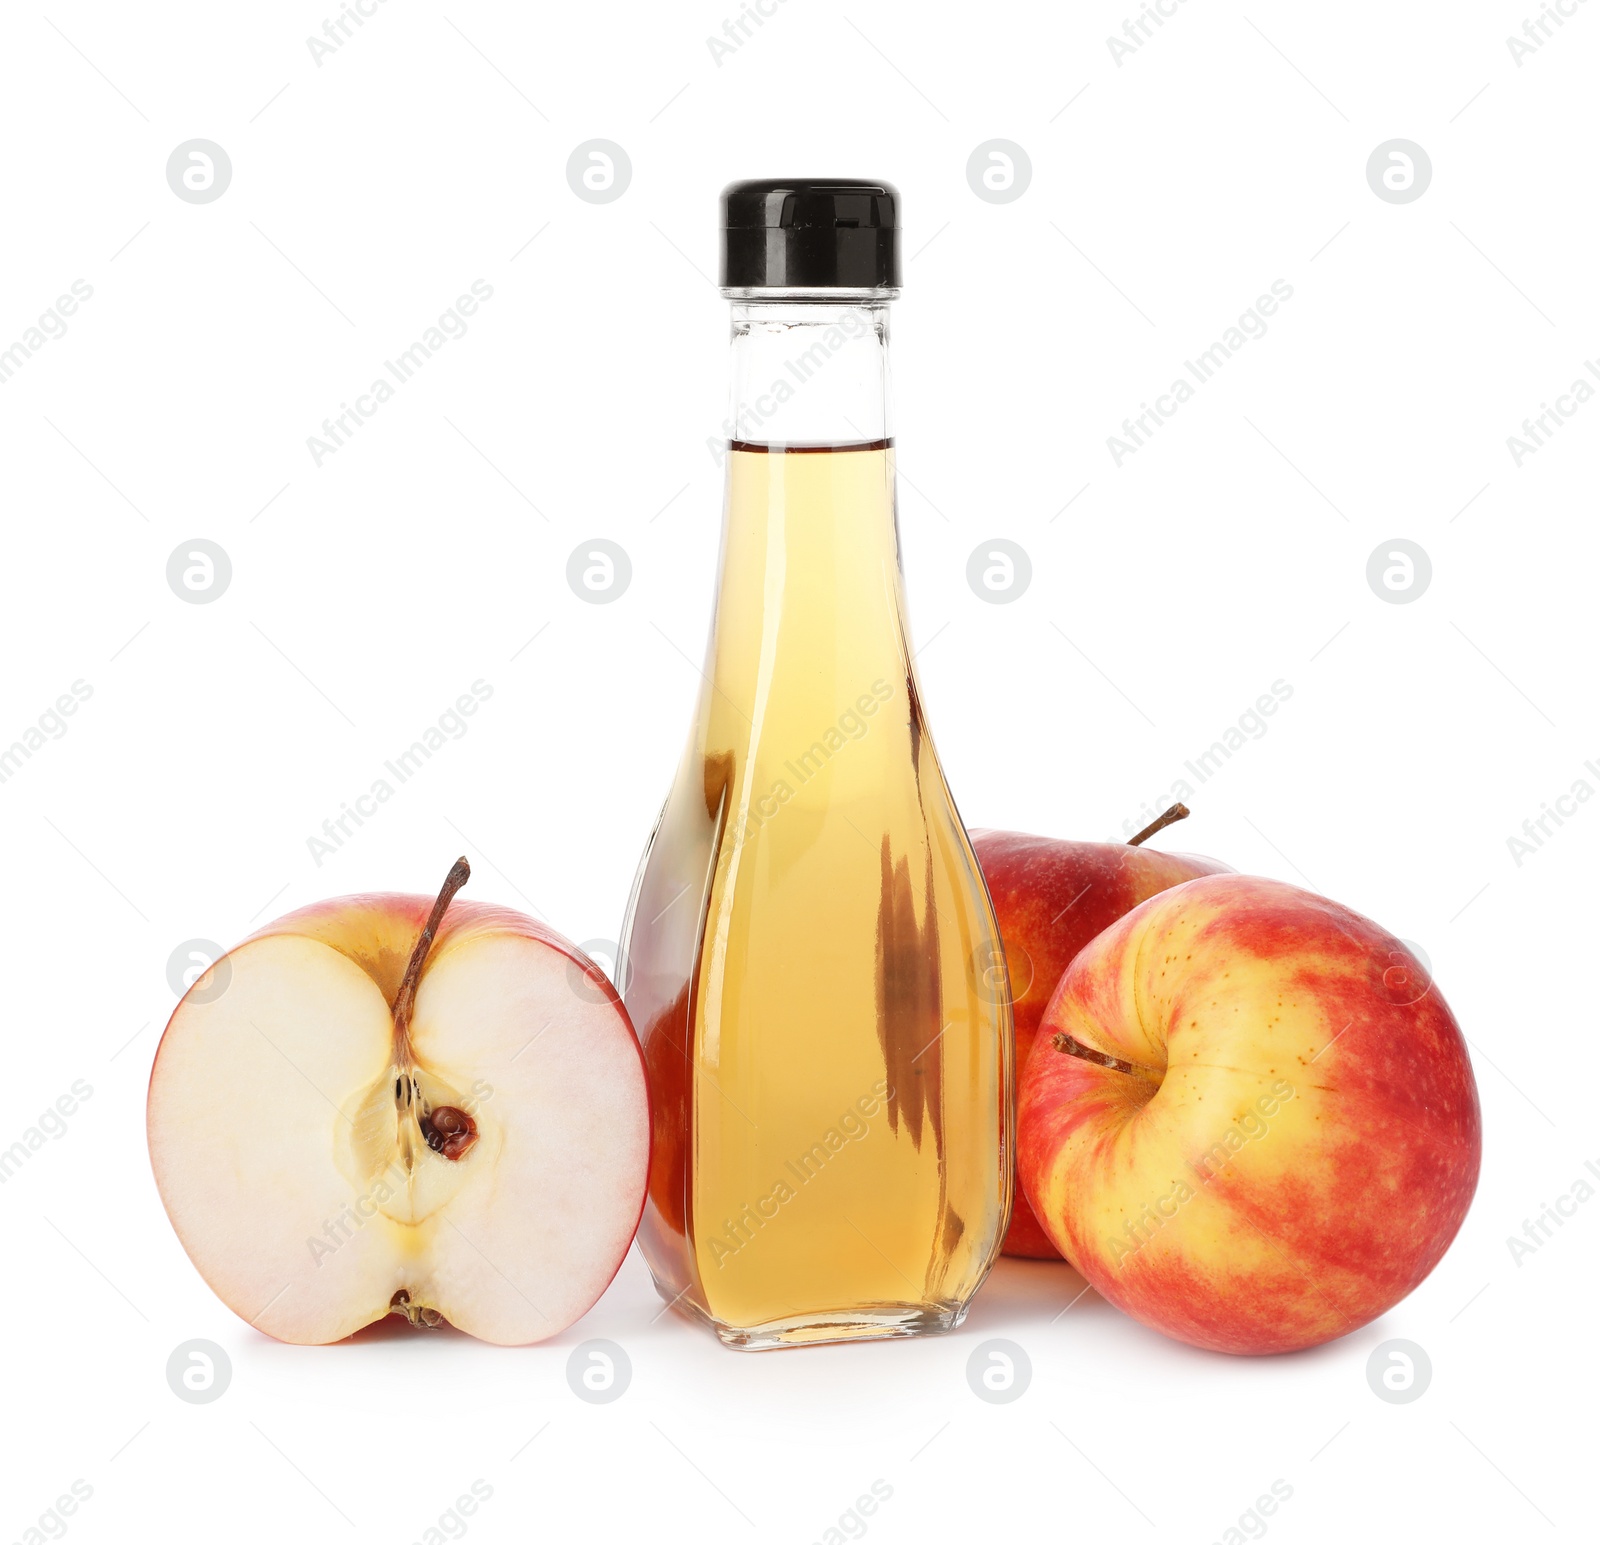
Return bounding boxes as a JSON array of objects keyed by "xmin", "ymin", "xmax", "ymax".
[{"xmin": 719, "ymin": 296, "xmax": 893, "ymax": 453}]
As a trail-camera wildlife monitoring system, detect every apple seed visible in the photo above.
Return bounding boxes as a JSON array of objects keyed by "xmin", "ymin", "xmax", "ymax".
[{"xmin": 420, "ymin": 1105, "xmax": 479, "ymax": 1161}]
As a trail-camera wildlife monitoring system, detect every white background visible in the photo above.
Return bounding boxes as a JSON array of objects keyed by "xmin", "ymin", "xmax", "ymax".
[{"xmin": 2, "ymin": 2, "xmax": 1594, "ymax": 1540}]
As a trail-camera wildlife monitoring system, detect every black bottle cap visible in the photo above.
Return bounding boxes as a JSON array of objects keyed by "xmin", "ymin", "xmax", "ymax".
[{"xmin": 720, "ymin": 179, "xmax": 900, "ymax": 291}]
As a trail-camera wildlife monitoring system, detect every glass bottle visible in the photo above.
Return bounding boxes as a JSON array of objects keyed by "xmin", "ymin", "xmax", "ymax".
[{"xmin": 619, "ymin": 180, "xmax": 1012, "ymax": 1349}]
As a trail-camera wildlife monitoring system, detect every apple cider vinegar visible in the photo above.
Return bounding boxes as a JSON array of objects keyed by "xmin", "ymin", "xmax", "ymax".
[{"xmin": 619, "ymin": 182, "xmax": 1012, "ymax": 1348}]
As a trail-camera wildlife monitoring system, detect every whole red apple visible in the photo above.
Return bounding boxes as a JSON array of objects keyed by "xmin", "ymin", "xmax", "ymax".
[
  {"xmin": 972, "ymin": 808, "xmax": 1229, "ymax": 1257},
  {"xmin": 1017, "ymin": 873, "xmax": 1482, "ymax": 1354}
]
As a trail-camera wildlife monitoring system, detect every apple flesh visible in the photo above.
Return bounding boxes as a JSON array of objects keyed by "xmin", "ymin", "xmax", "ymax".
[
  {"xmin": 972, "ymin": 811, "xmax": 1229, "ymax": 1258},
  {"xmin": 1017, "ymin": 873, "xmax": 1481, "ymax": 1354},
  {"xmin": 147, "ymin": 860, "xmax": 650, "ymax": 1346}
]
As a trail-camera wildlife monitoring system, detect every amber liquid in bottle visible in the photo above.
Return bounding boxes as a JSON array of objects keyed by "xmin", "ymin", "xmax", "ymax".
[{"xmin": 620, "ymin": 299, "xmax": 1011, "ymax": 1349}]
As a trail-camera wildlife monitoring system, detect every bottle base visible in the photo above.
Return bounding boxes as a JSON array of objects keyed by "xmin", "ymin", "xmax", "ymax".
[{"xmin": 660, "ymin": 1287, "xmax": 972, "ymax": 1351}]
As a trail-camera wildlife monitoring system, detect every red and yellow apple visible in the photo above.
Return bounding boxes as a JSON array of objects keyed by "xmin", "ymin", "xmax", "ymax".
[
  {"xmin": 147, "ymin": 860, "xmax": 650, "ymax": 1345},
  {"xmin": 1017, "ymin": 873, "xmax": 1481, "ymax": 1353},
  {"xmin": 972, "ymin": 812, "xmax": 1229, "ymax": 1257}
]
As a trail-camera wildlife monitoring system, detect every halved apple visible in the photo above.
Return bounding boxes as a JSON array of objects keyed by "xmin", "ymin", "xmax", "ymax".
[{"xmin": 147, "ymin": 860, "xmax": 650, "ymax": 1345}]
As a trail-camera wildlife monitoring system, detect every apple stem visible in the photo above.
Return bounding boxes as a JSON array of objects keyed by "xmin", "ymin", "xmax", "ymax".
[
  {"xmin": 391, "ymin": 857, "xmax": 471, "ymax": 1061},
  {"xmin": 1128, "ymin": 802, "xmax": 1190, "ymax": 848},
  {"xmin": 1051, "ymin": 1031, "xmax": 1159, "ymax": 1080}
]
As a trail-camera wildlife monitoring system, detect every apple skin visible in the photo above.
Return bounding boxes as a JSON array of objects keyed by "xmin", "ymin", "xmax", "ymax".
[
  {"xmin": 971, "ymin": 829, "xmax": 1230, "ymax": 1258},
  {"xmin": 1017, "ymin": 874, "xmax": 1482, "ymax": 1354}
]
